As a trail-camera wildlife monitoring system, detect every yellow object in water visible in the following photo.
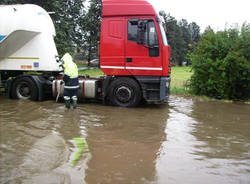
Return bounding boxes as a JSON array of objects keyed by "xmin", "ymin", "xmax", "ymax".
[{"xmin": 70, "ymin": 137, "xmax": 88, "ymax": 165}]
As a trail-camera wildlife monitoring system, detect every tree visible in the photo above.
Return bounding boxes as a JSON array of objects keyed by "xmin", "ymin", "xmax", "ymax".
[
  {"xmin": 188, "ymin": 22, "xmax": 200, "ymax": 43},
  {"xmin": 81, "ymin": 0, "xmax": 102, "ymax": 62},
  {"xmin": 178, "ymin": 19, "xmax": 191, "ymax": 65},
  {"xmin": 189, "ymin": 25, "xmax": 250, "ymax": 100},
  {"xmin": 160, "ymin": 12, "xmax": 182, "ymax": 65},
  {"xmin": 159, "ymin": 11, "xmax": 200, "ymax": 66},
  {"xmin": 54, "ymin": 0, "xmax": 86, "ymax": 56}
]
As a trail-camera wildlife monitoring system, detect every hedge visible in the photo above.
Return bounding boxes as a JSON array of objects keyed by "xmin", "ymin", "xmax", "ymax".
[{"xmin": 189, "ymin": 24, "xmax": 250, "ymax": 100}]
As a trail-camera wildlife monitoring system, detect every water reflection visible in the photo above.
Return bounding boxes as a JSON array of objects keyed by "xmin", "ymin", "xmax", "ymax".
[
  {"xmin": 156, "ymin": 96, "xmax": 250, "ymax": 184},
  {"xmin": 192, "ymin": 101, "xmax": 250, "ymax": 160},
  {"xmin": 1, "ymin": 95, "xmax": 250, "ymax": 184},
  {"xmin": 84, "ymin": 105, "xmax": 169, "ymax": 184}
]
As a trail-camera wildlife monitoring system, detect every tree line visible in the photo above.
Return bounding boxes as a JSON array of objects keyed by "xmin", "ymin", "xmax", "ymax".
[{"xmin": 160, "ymin": 11, "xmax": 200, "ymax": 66}]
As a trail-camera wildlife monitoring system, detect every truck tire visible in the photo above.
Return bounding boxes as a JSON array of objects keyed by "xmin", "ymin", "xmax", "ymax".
[
  {"xmin": 108, "ymin": 77, "xmax": 142, "ymax": 107},
  {"xmin": 11, "ymin": 77, "xmax": 38, "ymax": 101}
]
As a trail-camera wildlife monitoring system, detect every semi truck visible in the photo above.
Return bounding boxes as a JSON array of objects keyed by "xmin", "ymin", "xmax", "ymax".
[{"xmin": 0, "ymin": 0, "xmax": 171, "ymax": 107}]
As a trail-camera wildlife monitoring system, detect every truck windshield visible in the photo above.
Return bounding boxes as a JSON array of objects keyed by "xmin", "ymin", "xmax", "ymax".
[{"xmin": 159, "ymin": 22, "xmax": 168, "ymax": 46}]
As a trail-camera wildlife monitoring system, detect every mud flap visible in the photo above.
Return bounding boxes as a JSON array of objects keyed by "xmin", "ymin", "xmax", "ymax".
[
  {"xmin": 31, "ymin": 75, "xmax": 45, "ymax": 101},
  {"xmin": 103, "ymin": 76, "xmax": 113, "ymax": 104},
  {"xmin": 6, "ymin": 79, "xmax": 13, "ymax": 99}
]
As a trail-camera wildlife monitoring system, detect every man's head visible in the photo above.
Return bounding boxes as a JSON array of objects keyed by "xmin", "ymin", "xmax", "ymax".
[{"xmin": 61, "ymin": 53, "xmax": 73, "ymax": 66}]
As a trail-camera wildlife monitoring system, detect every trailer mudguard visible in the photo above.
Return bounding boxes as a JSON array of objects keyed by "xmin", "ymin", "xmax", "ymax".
[
  {"xmin": 9, "ymin": 75, "xmax": 48, "ymax": 101},
  {"xmin": 31, "ymin": 75, "xmax": 47, "ymax": 101},
  {"xmin": 103, "ymin": 76, "xmax": 113, "ymax": 103}
]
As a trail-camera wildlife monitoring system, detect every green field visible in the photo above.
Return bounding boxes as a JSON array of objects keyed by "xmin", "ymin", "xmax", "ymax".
[
  {"xmin": 79, "ymin": 68, "xmax": 105, "ymax": 77},
  {"xmin": 79, "ymin": 66, "xmax": 193, "ymax": 94},
  {"xmin": 170, "ymin": 66, "xmax": 193, "ymax": 94}
]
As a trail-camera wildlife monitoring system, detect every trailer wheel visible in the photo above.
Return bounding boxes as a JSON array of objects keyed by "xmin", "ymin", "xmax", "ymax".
[
  {"xmin": 109, "ymin": 77, "xmax": 142, "ymax": 107},
  {"xmin": 11, "ymin": 77, "xmax": 38, "ymax": 100}
]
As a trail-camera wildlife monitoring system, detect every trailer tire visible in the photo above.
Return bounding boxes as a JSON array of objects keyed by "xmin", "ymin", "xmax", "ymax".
[
  {"xmin": 11, "ymin": 77, "xmax": 38, "ymax": 101},
  {"xmin": 108, "ymin": 77, "xmax": 142, "ymax": 107}
]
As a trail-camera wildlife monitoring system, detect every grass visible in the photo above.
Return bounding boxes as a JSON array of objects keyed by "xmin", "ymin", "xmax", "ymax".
[
  {"xmin": 78, "ymin": 66, "xmax": 193, "ymax": 95},
  {"xmin": 76, "ymin": 63, "xmax": 86, "ymax": 68},
  {"xmin": 79, "ymin": 68, "xmax": 104, "ymax": 77},
  {"xmin": 170, "ymin": 66, "xmax": 193, "ymax": 95}
]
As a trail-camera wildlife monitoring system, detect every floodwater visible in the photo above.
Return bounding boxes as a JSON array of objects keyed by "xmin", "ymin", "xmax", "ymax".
[{"xmin": 0, "ymin": 95, "xmax": 250, "ymax": 184}]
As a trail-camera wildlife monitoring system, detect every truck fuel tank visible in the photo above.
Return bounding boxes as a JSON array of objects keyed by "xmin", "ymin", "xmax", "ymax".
[{"xmin": 52, "ymin": 79, "xmax": 99, "ymax": 101}]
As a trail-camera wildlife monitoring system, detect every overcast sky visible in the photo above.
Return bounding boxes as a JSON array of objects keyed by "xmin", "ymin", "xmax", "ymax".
[{"xmin": 147, "ymin": 0, "xmax": 250, "ymax": 32}]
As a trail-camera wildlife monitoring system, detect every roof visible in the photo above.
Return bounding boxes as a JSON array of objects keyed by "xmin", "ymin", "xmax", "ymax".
[{"xmin": 102, "ymin": 0, "xmax": 156, "ymax": 17}]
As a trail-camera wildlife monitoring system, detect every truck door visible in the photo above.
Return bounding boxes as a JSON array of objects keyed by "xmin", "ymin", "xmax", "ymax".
[
  {"xmin": 125, "ymin": 18, "xmax": 162, "ymax": 76},
  {"xmin": 100, "ymin": 17, "xmax": 131, "ymax": 76}
]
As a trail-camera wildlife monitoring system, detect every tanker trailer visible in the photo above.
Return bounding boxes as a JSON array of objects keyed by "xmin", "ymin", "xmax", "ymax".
[
  {"xmin": 0, "ymin": 4, "xmax": 61, "ymax": 101},
  {"xmin": 0, "ymin": 4, "xmax": 104, "ymax": 104}
]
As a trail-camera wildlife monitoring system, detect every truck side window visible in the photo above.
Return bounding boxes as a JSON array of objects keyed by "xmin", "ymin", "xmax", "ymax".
[
  {"xmin": 127, "ymin": 19, "xmax": 159, "ymax": 57},
  {"xmin": 128, "ymin": 20, "xmax": 138, "ymax": 42}
]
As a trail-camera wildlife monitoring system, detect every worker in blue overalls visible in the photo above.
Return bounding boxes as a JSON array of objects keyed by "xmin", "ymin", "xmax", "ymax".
[{"xmin": 61, "ymin": 53, "xmax": 79, "ymax": 109}]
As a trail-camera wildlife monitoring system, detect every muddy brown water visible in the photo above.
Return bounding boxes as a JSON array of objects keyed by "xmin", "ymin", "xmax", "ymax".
[{"xmin": 0, "ymin": 95, "xmax": 250, "ymax": 184}]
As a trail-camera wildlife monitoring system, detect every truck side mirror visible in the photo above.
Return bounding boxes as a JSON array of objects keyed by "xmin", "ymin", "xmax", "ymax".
[
  {"xmin": 147, "ymin": 21, "xmax": 159, "ymax": 49},
  {"xmin": 137, "ymin": 20, "xmax": 147, "ymax": 45}
]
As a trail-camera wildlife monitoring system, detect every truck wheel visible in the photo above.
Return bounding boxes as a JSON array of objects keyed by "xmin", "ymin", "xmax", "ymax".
[
  {"xmin": 11, "ymin": 77, "xmax": 38, "ymax": 100},
  {"xmin": 109, "ymin": 77, "xmax": 142, "ymax": 107}
]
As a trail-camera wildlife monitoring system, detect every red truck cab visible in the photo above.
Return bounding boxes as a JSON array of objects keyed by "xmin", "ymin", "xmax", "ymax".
[{"xmin": 100, "ymin": 0, "xmax": 171, "ymax": 106}]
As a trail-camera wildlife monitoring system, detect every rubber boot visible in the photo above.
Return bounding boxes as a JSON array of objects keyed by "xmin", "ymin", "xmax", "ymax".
[
  {"xmin": 64, "ymin": 96, "xmax": 71, "ymax": 109},
  {"xmin": 65, "ymin": 99, "xmax": 71, "ymax": 109},
  {"xmin": 72, "ymin": 96, "xmax": 77, "ymax": 109}
]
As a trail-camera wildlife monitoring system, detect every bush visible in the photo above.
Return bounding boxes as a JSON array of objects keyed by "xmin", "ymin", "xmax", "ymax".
[{"xmin": 189, "ymin": 24, "xmax": 250, "ymax": 100}]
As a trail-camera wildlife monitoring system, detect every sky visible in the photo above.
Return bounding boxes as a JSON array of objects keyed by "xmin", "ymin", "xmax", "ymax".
[{"xmin": 147, "ymin": 0, "xmax": 250, "ymax": 32}]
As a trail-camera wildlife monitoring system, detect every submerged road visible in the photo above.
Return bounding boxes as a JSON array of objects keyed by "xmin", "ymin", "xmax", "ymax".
[{"xmin": 0, "ymin": 95, "xmax": 249, "ymax": 184}]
